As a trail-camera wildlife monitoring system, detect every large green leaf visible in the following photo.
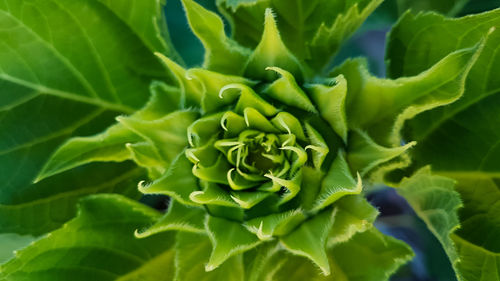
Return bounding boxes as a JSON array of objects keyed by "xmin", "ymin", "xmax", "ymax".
[
  {"xmin": 452, "ymin": 176, "xmax": 500, "ymax": 281},
  {"xmin": 334, "ymin": 44, "xmax": 483, "ymax": 147},
  {"xmin": 397, "ymin": 168, "xmax": 462, "ymax": 279},
  {"xmin": 387, "ymin": 8, "xmax": 500, "ymax": 281},
  {"xmin": 98, "ymin": 0, "xmax": 181, "ymax": 61},
  {"xmin": 0, "ymin": 0, "xmax": 169, "ymax": 235},
  {"xmin": 398, "ymin": 168, "xmax": 500, "ymax": 281},
  {"xmin": 388, "ymin": 9, "xmax": 500, "ymax": 175},
  {"xmin": 0, "ymin": 194, "xmax": 175, "ymax": 281}
]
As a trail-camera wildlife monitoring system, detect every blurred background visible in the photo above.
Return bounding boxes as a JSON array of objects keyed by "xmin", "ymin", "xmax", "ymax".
[{"xmin": 163, "ymin": 1, "xmax": 499, "ymax": 280}]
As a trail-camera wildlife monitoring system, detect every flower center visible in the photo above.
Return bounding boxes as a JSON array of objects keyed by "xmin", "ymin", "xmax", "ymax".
[
  {"xmin": 246, "ymin": 139, "xmax": 278, "ymax": 172},
  {"xmin": 215, "ymin": 130, "xmax": 285, "ymax": 176}
]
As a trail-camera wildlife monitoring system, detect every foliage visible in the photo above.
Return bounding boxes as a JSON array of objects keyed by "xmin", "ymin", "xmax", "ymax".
[{"xmin": 0, "ymin": 0, "xmax": 499, "ymax": 280}]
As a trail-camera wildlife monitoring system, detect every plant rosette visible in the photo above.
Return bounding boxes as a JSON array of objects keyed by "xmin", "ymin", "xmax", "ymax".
[{"xmin": 29, "ymin": 0, "xmax": 488, "ymax": 280}]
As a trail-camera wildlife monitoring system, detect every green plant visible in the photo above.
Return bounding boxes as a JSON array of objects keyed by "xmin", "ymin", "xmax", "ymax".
[{"xmin": 0, "ymin": 0, "xmax": 499, "ymax": 280}]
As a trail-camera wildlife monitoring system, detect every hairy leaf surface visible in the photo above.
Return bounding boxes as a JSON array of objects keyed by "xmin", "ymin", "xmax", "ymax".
[
  {"xmin": 273, "ymin": 228, "xmax": 413, "ymax": 281},
  {"xmin": 388, "ymin": 8, "xmax": 500, "ymax": 281},
  {"xmin": 217, "ymin": 0, "xmax": 382, "ymax": 72},
  {"xmin": 0, "ymin": 195, "xmax": 175, "ymax": 281}
]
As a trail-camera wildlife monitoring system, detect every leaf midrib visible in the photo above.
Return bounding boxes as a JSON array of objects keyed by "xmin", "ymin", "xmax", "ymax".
[
  {"xmin": 0, "ymin": 74, "xmax": 135, "ymax": 113},
  {"xmin": 0, "ymin": 167, "xmax": 142, "ymax": 209},
  {"xmin": 452, "ymin": 233, "xmax": 500, "ymax": 256},
  {"xmin": 0, "ymin": 108, "xmax": 104, "ymax": 155},
  {"xmin": 50, "ymin": 0, "xmax": 120, "ymax": 104},
  {"xmin": 0, "ymin": 8, "xmax": 99, "ymax": 100},
  {"xmin": 0, "ymin": 2, "xmax": 150, "ymax": 115}
]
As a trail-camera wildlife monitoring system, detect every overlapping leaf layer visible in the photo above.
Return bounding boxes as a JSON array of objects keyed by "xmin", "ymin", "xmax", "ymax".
[{"xmin": 0, "ymin": 0, "xmax": 494, "ymax": 280}]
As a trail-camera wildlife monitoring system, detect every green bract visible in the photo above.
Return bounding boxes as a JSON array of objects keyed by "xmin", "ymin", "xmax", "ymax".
[{"xmin": 1, "ymin": 0, "xmax": 498, "ymax": 280}]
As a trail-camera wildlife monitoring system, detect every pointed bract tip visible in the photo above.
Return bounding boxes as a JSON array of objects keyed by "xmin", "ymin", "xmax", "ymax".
[
  {"xmin": 205, "ymin": 264, "xmax": 216, "ymax": 272},
  {"xmin": 134, "ymin": 228, "xmax": 148, "ymax": 239},
  {"xmin": 320, "ymin": 265, "xmax": 331, "ymax": 276},
  {"xmin": 189, "ymin": 191, "xmax": 205, "ymax": 202},
  {"xmin": 137, "ymin": 180, "xmax": 149, "ymax": 192},
  {"xmin": 263, "ymin": 8, "xmax": 279, "ymax": 32},
  {"xmin": 264, "ymin": 8, "xmax": 275, "ymax": 19},
  {"xmin": 32, "ymin": 175, "xmax": 43, "ymax": 184}
]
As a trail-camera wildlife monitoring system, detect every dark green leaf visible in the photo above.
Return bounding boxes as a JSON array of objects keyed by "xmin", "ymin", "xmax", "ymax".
[
  {"xmin": 0, "ymin": 194, "xmax": 175, "ymax": 281},
  {"xmin": 0, "ymin": 0, "xmax": 168, "ymax": 235},
  {"xmin": 388, "ymin": 9, "xmax": 500, "ymax": 280}
]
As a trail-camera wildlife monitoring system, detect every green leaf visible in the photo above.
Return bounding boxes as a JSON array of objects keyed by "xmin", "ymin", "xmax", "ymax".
[
  {"xmin": 35, "ymin": 124, "xmax": 141, "ymax": 182},
  {"xmin": 452, "ymin": 176, "xmax": 500, "ymax": 281},
  {"xmin": 327, "ymin": 228, "xmax": 414, "ymax": 281},
  {"xmin": 36, "ymin": 81, "xmax": 180, "ymax": 181},
  {"xmin": 226, "ymin": 83, "xmax": 279, "ymax": 116},
  {"xmin": 118, "ymin": 110, "xmax": 198, "ymax": 165},
  {"xmin": 262, "ymin": 67, "xmax": 316, "ymax": 112},
  {"xmin": 98, "ymin": 0, "xmax": 181, "ymax": 61},
  {"xmin": 307, "ymin": 0, "xmax": 382, "ymax": 72},
  {"xmin": 245, "ymin": 209, "xmax": 306, "ymax": 240},
  {"xmin": 181, "ymin": 0, "xmax": 250, "ymax": 75},
  {"xmin": 243, "ymin": 107, "xmax": 280, "ymax": 133},
  {"xmin": 398, "ymin": 168, "xmax": 500, "ymax": 281},
  {"xmin": 387, "ymin": 9, "xmax": 500, "ymax": 175},
  {"xmin": 186, "ymin": 68, "xmax": 255, "ymax": 113},
  {"xmin": 189, "ymin": 180, "xmax": 238, "ymax": 207},
  {"xmin": 139, "ymin": 152, "xmax": 199, "ymax": 206},
  {"xmin": 306, "ymin": 75, "xmax": 348, "ymax": 142},
  {"xmin": 347, "ymin": 129, "xmax": 416, "ymax": 176},
  {"xmin": 312, "ymin": 151, "xmax": 362, "ymax": 212},
  {"xmin": 388, "ymin": 10, "xmax": 500, "ymax": 280},
  {"xmin": 397, "ymin": 168, "xmax": 462, "ymax": 276},
  {"xmin": 273, "ymin": 228, "xmax": 413, "ymax": 281},
  {"xmin": 135, "ymin": 200, "xmax": 205, "ymax": 238},
  {"xmin": 174, "ymin": 232, "xmax": 245, "ymax": 281},
  {"xmin": 126, "ymin": 142, "xmax": 165, "ymax": 176},
  {"xmin": 333, "ymin": 41, "xmax": 483, "ymax": 147},
  {"xmin": 0, "ymin": 162, "xmax": 143, "ymax": 235},
  {"xmin": 0, "ymin": 194, "xmax": 175, "ymax": 281},
  {"xmin": 328, "ymin": 194, "xmax": 378, "ymax": 247},
  {"xmin": 230, "ymin": 190, "xmax": 270, "ymax": 209},
  {"xmin": 155, "ymin": 53, "xmax": 203, "ymax": 107},
  {"xmin": 270, "ymin": 112, "xmax": 307, "ymax": 142},
  {"xmin": 218, "ymin": 0, "xmax": 382, "ymax": 72},
  {"xmin": 204, "ymin": 215, "xmax": 262, "ymax": 271},
  {"xmin": 0, "ymin": 0, "xmax": 167, "ymax": 235},
  {"xmin": 280, "ymin": 207, "xmax": 335, "ymax": 275},
  {"xmin": 243, "ymin": 8, "xmax": 304, "ymax": 81},
  {"xmin": 243, "ymin": 242, "xmax": 283, "ymax": 281}
]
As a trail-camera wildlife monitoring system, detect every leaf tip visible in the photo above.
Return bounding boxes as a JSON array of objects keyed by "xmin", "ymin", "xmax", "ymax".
[
  {"xmin": 137, "ymin": 180, "xmax": 150, "ymax": 193},
  {"xmin": 205, "ymin": 263, "xmax": 217, "ymax": 272}
]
